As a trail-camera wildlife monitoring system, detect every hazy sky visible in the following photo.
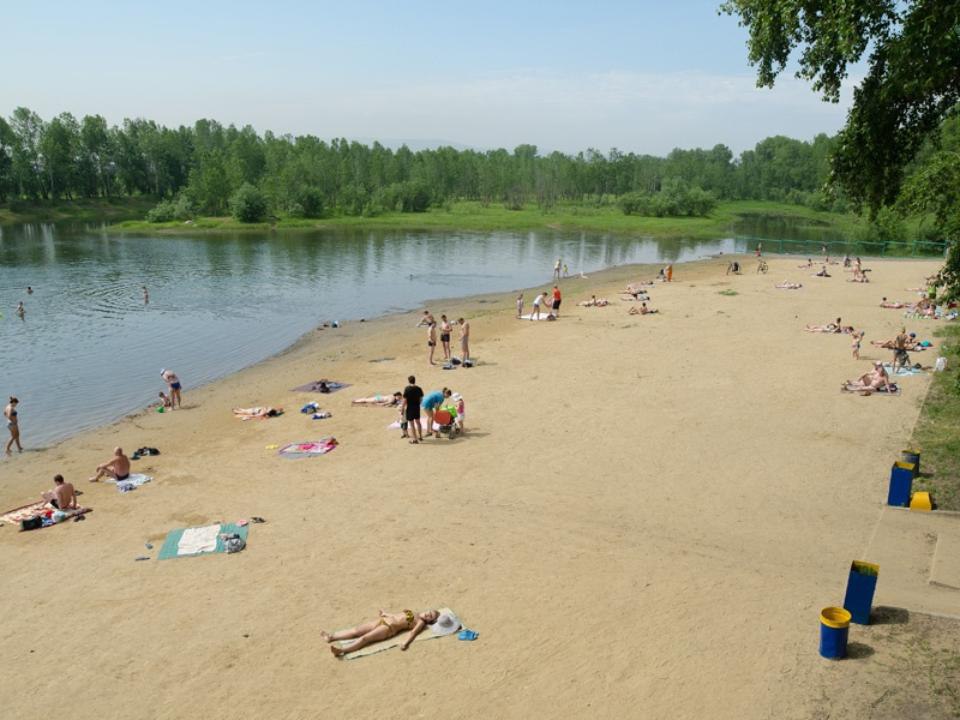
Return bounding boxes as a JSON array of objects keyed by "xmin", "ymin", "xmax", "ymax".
[{"xmin": 0, "ymin": 0, "xmax": 856, "ymax": 155}]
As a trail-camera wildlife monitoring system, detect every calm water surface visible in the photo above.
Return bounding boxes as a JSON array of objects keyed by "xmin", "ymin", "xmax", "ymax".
[{"xmin": 0, "ymin": 220, "xmax": 841, "ymax": 448}]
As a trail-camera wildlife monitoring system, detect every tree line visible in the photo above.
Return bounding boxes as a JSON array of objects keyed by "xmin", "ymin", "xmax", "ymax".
[{"xmin": 0, "ymin": 106, "xmax": 848, "ymax": 221}]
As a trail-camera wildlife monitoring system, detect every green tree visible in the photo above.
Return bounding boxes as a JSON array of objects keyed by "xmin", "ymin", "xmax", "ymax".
[
  {"xmin": 722, "ymin": 0, "xmax": 960, "ymax": 292},
  {"xmin": 229, "ymin": 182, "xmax": 268, "ymax": 223}
]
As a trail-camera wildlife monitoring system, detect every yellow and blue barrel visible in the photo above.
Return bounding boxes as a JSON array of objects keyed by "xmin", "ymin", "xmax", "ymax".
[
  {"xmin": 901, "ymin": 449, "xmax": 920, "ymax": 476},
  {"xmin": 819, "ymin": 607, "xmax": 851, "ymax": 659}
]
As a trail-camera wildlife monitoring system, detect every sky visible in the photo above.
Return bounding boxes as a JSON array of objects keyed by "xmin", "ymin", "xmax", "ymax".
[{"xmin": 0, "ymin": 0, "xmax": 858, "ymax": 156}]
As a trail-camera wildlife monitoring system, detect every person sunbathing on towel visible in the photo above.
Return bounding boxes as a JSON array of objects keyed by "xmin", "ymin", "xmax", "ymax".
[
  {"xmin": 352, "ymin": 392, "xmax": 401, "ymax": 406},
  {"xmin": 628, "ymin": 302, "xmax": 658, "ymax": 315},
  {"xmin": 805, "ymin": 318, "xmax": 843, "ymax": 333},
  {"xmin": 578, "ymin": 295, "xmax": 608, "ymax": 307},
  {"xmin": 89, "ymin": 447, "xmax": 131, "ymax": 482},
  {"xmin": 233, "ymin": 406, "xmax": 283, "ymax": 419},
  {"xmin": 776, "ymin": 281, "xmax": 803, "ymax": 289},
  {"xmin": 845, "ymin": 362, "xmax": 893, "ymax": 394},
  {"xmin": 42, "ymin": 474, "xmax": 77, "ymax": 510},
  {"xmin": 880, "ymin": 297, "xmax": 908, "ymax": 309},
  {"xmin": 321, "ymin": 609, "xmax": 440, "ymax": 657}
]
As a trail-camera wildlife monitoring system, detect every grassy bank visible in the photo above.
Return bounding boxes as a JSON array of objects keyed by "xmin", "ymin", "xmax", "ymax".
[
  {"xmin": 108, "ymin": 199, "xmax": 865, "ymax": 238},
  {"xmin": 0, "ymin": 197, "xmax": 156, "ymax": 225},
  {"xmin": 911, "ymin": 325, "xmax": 960, "ymax": 510}
]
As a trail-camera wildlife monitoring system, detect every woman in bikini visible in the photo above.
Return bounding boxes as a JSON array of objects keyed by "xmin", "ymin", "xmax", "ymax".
[
  {"xmin": 5, "ymin": 396, "xmax": 22, "ymax": 455},
  {"xmin": 351, "ymin": 393, "xmax": 401, "ymax": 406},
  {"xmin": 321, "ymin": 609, "xmax": 440, "ymax": 657}
]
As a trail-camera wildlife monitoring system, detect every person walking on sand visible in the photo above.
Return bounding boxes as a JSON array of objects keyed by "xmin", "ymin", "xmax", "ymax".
[
  {"xmin": 426, "ymin": 321, "xmax": 437, "ymax": 365},
  {"xmin": 516, "ymin": 292, "xmax": 524, "ymax": 319},
  {"xmin": 551, "ymin": 285, "xmax": 562, "ymax": 318},
  {"xmin": 458, "ymin": 317, "xmax": 470, "ymax": 362},
  {"xmin": 5, "ymin": 396, "xmax": 22, "ymax": 455},
  {"xmin": 439, "ymin": 315, "xmax": 452, "ymax": 360},
  {"xmin": 852, "ymin": 331, "xmax": 864, "ymax": 360},
  {"xmin": 89, "ymin": 447, "xmax": 131, "ymax": 482},
  {"xmin": 160, "ymin": 369, "xmax": 183, "ymax": 408},
  {"xmin": 403, "ymin": 376, "xmax": 424, "ymax": 444},
  {"xmin": 553, "ymin": 258, "xmax": 562, "ymax": 282}
]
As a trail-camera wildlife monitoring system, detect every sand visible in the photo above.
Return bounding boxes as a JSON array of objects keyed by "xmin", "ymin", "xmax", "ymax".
[{"xmin": 0, "ymin": 255, "xmax": 954, "ymax": 719}]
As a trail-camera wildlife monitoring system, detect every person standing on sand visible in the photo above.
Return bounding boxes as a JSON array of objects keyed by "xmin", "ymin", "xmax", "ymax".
[
  {"xmin": 426, "ymin": 321, "xmax": 437, "ymax": 365},
  {"xmin": 403, "ymin": 376, "xmax": 424, "ymax": 444},
  {"xmin": 551, "ymin": 285, "xmax": 562, "ymax": 318},
  {"xmin": 161, "ymin": 369, "xmax": 183, "ymax": 408},
  {"xmin": 666, "ymin": 264, "xmax": 673, "ymax": 282},
  {"xmin": 531, "ymin": 292, "xmax": 545, "ymax": 320},
  {"xmin": 852, "ymin": 331, "xmax": 864, "ymax": 360},
  {"xmin": 422, "ymin": 388, "xmax": 452, "ymax": 439},
  {"xmin": 439, "ymin": 315, "xmax": 452, "ymax": 361},
  {"xmin": 5, "ymin": 396, "xmax": 23, "ymax": 455},
  {"xmin": 458, "ymin": 318, "xmax": 470, "ymax": 362},
  {"xmin": 516, "ymin": 292, "xmax": 524, "ymax": 319}
]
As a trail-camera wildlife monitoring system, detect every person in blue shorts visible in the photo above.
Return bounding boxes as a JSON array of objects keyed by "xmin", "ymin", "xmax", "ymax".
[{"xmin": 421, "ymin": 387, "xmax": 452, "ymax": 439}]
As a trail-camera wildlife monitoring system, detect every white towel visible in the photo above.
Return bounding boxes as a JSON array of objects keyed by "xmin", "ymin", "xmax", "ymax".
[{"xmin": 178, "ymin": 524, "xmax": 221, "ymax": 555}]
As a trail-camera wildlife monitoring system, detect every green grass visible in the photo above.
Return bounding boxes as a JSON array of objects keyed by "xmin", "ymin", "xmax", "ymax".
[
  {"xmin": 911, "ymin": 325, "xmax": 960, "ymax": 511},
  {"xmin": 0, "ymin": 197, "xmax": 156, "ymax": 225},
  {"xmin": 107, "ymin": 199, "xmax": 865, "ymax": 238},
  {"xmin": 717, "ymin": 289, "xmax": 739, "ymax": 296}
]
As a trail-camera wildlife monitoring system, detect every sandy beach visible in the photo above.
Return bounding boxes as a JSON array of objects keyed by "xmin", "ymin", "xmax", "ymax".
[{"xmin": 1, "ymin": 255, "xmax": 954, "ymax": 719}]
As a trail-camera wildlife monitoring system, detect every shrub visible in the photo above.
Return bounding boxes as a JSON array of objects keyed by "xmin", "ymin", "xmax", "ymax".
[
  {"xmin": 229, "ymin": 183, "xmax": 268, "ymax": 223},
  {"xmin": 145, "ymin": 199, "xmax": 176, "ymax": 223}
]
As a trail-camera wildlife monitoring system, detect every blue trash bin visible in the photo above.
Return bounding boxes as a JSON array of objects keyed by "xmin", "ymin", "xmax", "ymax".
[
  {"xmin": 887, "ymin": 461, "xmax": 915, "ymax": 506},
  {"xmin": 843, "ymin": 561, "xmax": 879, "ymax": 625},
  {"xmin": 819, "ymin": 607, "xmax": 851, "ymax": 659}
]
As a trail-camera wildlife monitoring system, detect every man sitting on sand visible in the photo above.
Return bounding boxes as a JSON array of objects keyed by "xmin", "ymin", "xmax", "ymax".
[
  {"xmin": 628, "ymin": 302, "xmax": 658, "ymax": 315},
  {"xmin": 89, "ymin": 447, "xmax": 131, "ymax": 482},
  {"xmin": 726, "ymin": 260, "xmax": 741, "ymax": 275},
  {"xmin": 42, "ymin": 474, "xmax": 77, "ymax": 510},
  {"xmin": 813, "ymin": 266, "xmax": 831, "ymax": 277},
  {"xmin": 321, "ymin": 609, "xmax": 441, "ymax": 657},
  {"xmin": 844, "ymin": 362, "xmax": 894, "ymax": 394}
]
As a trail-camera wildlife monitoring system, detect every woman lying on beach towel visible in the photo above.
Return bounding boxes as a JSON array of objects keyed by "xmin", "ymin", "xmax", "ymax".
[
  {"xmin": 321, "ymin": 609, "xmax": 441, "ymax": 657},
  {"xmin": 233, "ymin": 407, "xmax": 283, "ymax": 420},
  {"xmin": 880, "ymin": 298, "xmax": 909, "ymax": 309},
  {"xmin": 578, "ymin": 295, "xmax": 609, "ymax": 307},
  {"xmin": 776, "ymin": 281, "xmax": 803, "ymax": 289},
  {"xmin": 352, "ymin": 392, "xmax": 401, "ymax": 406},
  {"xmin": 628, "ymin": 303, "xmax": 658, "ymax": 315}
]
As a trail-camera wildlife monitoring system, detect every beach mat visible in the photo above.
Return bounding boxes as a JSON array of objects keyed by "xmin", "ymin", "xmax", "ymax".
[
  {"xmin": 881, "ymin": 363, "xmax": 926, "ymax": 376},
  {"xmin": 291, "ymin": 380, "xmax": 350, "ymax": 393},
  {"xmin": 278, "ymin": 438, "xmax": 338, "ymax": 458},
  {"xmin": 334, "ymin": 607, "xmax": 460, "ymax": 660},
  {"xmin": 158, "ymin": 523, "xmax": 248, "ymax": 560},
  {"xmin": 0, "ymin": 502, "xmax": 91, "ymax": 527},
  {"xmin": 111, "ymin": 473, "xmax": 152, "ymax": 493}
]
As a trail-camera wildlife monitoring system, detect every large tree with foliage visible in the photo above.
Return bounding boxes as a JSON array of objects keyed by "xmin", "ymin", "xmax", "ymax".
[{"xmin": 721, "ymin": 0, "xmax": 960, "ymax": 295}]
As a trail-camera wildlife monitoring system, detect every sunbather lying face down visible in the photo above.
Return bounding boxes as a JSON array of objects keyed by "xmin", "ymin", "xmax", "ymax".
[
  {"xmin": 321, "ymin": 609, "xmax": 440, "ymax": 657},
  {"xmin": 233, "ymin": 407, "xmax": 283, "ymax": 419}
]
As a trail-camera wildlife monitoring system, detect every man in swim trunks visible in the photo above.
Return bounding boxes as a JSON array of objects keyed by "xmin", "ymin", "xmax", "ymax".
[
  {"xmin": 551, "ymin": 285, "xmax": 562, "ymax": 318},
  {"xmin": 321, "ymin": 608, "xmax": 441, "ymax": 657},
  {"xmin": 458, "ymin": 318, "xmax": 470, "ymax": 362},
  {"xmin": 892, "ymin": 327, "xmax": 911, "ymax": 373},
  {"xmin": 89, "ymin": 447, "xmax": 131, "ymax": 482},
  {"xmin": 160, "ymin": 369, "xmax": 182, "ymax": 408},
  {"xmin": 42, "ymin": 474, "xmax": 77, "ymax": 510},
  {"xmin": 426, "ymin": 321, "xmax": 437, "ymax": 365},
  {"xmin": 422, "ymin": 388, "xmax": 452, "ymax": 438},
  {"xmin": 402, "ymin": 376, "xmax": 424, "ymax": 444}
]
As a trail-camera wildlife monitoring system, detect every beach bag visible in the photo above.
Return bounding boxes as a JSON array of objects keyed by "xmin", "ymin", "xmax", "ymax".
[{"xmin": 21, "ymin": 516, "xmax": 42, "ymax": 531}]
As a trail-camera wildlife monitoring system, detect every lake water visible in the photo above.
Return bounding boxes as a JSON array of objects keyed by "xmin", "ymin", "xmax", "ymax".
[{"xmin": 0, "ymin": 220, "xmax": 842, "ymax": 448}]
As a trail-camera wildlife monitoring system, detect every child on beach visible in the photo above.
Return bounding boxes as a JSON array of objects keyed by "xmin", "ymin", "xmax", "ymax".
[
  {"xmin": 158, "ymin": 392, "xmax": 173, "ymax": 409},
  {"xmin": 516, "ymin": 292, "xmax": 524, "ymax": 319},
  {"xmin": 397, "ymin": 394, "xmax": 409, "ymax": 439},
  {"xmin": 852, "ymin": 331, "xmax": 864, "ymax": 360},
  {"xmin": 454, "ymin": 393, "xmax": 465, "ymax": 433}
]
